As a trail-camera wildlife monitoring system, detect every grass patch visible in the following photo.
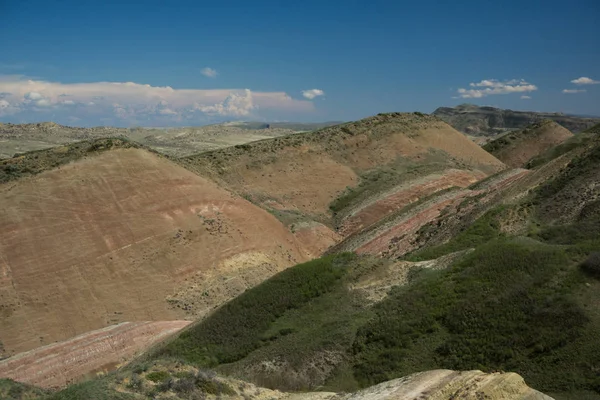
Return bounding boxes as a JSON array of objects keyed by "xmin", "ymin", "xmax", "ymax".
[
  {"xmin": 352, "ymin": 238, "xmax": 600, "ymax": 395},
  {"xmin": 145, "ymin": 370, "xmax": 170, "ymax": 383}
]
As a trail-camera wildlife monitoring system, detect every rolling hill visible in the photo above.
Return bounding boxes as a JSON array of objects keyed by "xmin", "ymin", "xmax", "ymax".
[{"xmin": 483, "ymin": 120, "xmax": 574, "ymax": 168}]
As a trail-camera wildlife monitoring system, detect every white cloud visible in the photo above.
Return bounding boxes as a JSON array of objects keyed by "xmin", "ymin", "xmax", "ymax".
[
  {"xmin": 520, "ymin": 95, "xmax": 531, "ymax": 99},
  {"xmin": 201, "ymin": 67, "xmax": 218, "ymax": 78},
  {"xmin": 457, "ymin": 79, "xmax": 537, "ymax": 98},
  {"xmin": 195, "ymin": 89, "xmax": 257, "ymax": 117},
  {"xmin": 0, "ymin": 75, "xmax": 315, "ymax": 124},
  {"xmin": 302, "ymin": 89, "xmax": 325, "ymax": 99},
  {"xmin": 562, "ymin": 89, "xmax": 587, "ymax": 94},
  {"xmin": 0, "ymin": 99, "xmax": 20, "ymax": 115},
  {"xmin": 24, "ymin": 91, "xmax": 43, "ymax": 100},
  {"xmin": 571, "ymin": 77, "xmax": 599, "ymax": 85}
]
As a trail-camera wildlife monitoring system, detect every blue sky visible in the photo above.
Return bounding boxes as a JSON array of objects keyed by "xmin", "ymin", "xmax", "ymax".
[{"xmin": 1, "ymin": 0, "xmax": 599, "ymax": 126}]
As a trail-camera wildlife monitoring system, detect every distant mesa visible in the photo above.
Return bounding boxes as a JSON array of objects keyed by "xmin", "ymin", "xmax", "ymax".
[{"xmin": 433, "ymin": 103, "xmax": 600, "ymax": 136}]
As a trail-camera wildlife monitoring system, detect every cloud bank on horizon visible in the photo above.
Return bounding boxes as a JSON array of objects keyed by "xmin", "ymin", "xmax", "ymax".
[
  {"xmin": 456, "ymin": 79, "xmax": 538, "ymax": 99},
  {"xmin": 0, "ymin": 76, "xmax": 316, "ymax": 126},
  {"xmin": 455, "ymin": 76, "xmax": 599, "ymax": 100}
]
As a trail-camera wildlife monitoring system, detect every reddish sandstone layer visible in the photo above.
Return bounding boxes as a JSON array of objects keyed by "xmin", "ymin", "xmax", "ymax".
[
  {"xmin": 339, "ymin": 169, "xmax": 485, "ymax": 237},
  {"xmin": 0, "ymin": 321, "xmax": 191, "ymax": 389},
  {"xmin": 339, "ymin": 169, "xmax": 531, "ymax": 258}
]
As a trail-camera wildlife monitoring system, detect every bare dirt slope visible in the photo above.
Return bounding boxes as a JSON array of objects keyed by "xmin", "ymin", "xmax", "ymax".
[
  {"xmin": 179, "ymin": 113, "xmax": 505, "ymax": 227},
  {"xmin": 0, "ymin": 320, "xmax": 191, "ymax": 389},
  {"xmin": 0, "ymin": 148, "xmax": 315, "ymax": 356},
  {"xmin": 483, "ymin": 120, "xmax": 574, "ymax": 168}
]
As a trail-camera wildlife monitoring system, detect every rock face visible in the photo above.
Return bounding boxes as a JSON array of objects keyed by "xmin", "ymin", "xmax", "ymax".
[
  {"xmin": 333, "ymin": 370, "xmax": 553, "ymax": 400},
  {"xmin": 433, "ymin": 104, "xmax": 599, "ymax": 136},
  {"xmin": 483, "ymin": 120, "xmax": 574, "ymax": 168}
]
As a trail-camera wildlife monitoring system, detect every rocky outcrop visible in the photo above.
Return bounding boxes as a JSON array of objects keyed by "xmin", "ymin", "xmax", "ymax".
[{"xmin": 330, "ymin": 370, "xmax": 553, "ymax": 400}]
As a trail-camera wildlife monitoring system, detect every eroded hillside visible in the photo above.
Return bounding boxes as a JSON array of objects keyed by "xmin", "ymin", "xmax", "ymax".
[
  {"xmin": 0, "ymin": 146, "xmax": 320, "ymax": 356},
  {"xmin": 179, "ymin": 113, "xmax": 505, "ymax": 231}
]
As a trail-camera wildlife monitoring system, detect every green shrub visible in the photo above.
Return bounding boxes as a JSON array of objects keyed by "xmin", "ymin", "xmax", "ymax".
[
  {"xmin": 145, "ymin": 370, "xmax": 170, "ymax": 383},
  {"xmin": 353, "ymin": 239, "xmax": 595, "ymax": 393},
  {"xmin": 581, "ymin": 252, "xmax": 600, "ymax": 279}
]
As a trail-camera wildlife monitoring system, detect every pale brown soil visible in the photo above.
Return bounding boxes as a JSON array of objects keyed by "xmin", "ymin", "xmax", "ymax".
[
  {"xmin": 0, "ymin": 320, "xmax": 190, "ymax": 389},
  {"xmin": 0, "ymin": 148, "xmax": 313, "ymax": 356}
]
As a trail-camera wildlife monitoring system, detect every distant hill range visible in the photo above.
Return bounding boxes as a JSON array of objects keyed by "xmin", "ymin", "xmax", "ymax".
[{"xmin": 433, "ymin": 103, "xmax": 600, "ymax": 136}]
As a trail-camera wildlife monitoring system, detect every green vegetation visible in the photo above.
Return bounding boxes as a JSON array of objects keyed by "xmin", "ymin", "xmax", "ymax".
[
  {"xmin": 145, "ymin": 370, "xmax": 170, "ymax": 383},
  {"xmin": 483, "ymin": 133, "xmax": 516, "ymax": 153},
  {"xmin": 45, "ymin": 378, "xmax": 133, "ymax": 400},
  {"xmin": 352, "ymin": 238, "xmax": 600, "ymax": 395},
  {"xmin": 0, "ymin": 379, "xmax": 49, "ymax": 400}
]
